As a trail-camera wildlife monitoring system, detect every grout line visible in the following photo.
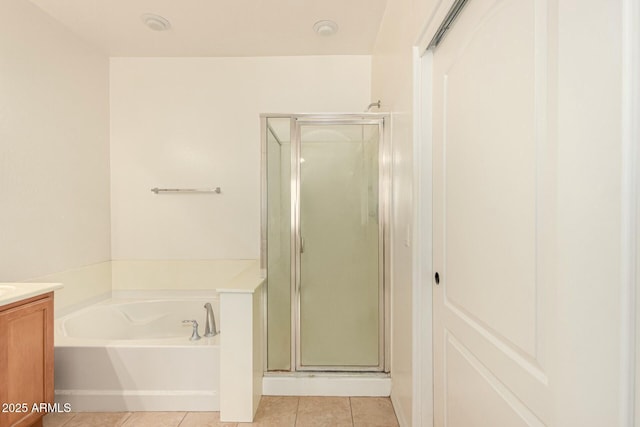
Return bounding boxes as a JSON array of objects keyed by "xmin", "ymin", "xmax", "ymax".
[
  {"xmin": 349, "ymin": 397, "xmax": 355, "ymax": 426},
  {"xmin": 56, "ymin": 412, "xmax": 76, "ymax": 427},
  {"xmin": 118, "ymin": 412, "xmax": 133, "ymax": 427},
  {"xmin": 294, "ymin": 396, "xmax": 300, "ymax": 426},
  {"xmin": 176, "ymin": 411, "xmax": 188, "ymax": 426}
]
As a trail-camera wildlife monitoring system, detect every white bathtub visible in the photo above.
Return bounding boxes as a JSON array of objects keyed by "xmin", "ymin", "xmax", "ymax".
[{"xmin": 54, "ymin": 295, "xmax": 220, "ymax": 412}]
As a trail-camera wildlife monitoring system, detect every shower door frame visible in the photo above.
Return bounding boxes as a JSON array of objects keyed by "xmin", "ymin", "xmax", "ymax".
[{"xmin": 261, "ymin": 113, "xmax": 391, "ymax": 373}]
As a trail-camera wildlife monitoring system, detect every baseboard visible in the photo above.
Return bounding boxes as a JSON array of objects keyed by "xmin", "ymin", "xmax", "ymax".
[
  {"xmin": 263, "ymin": 374, "xmax": 391, "ymax": 396},
  {"xmin": 391, "ymin": 392, "xmax": 409, "ymax": 427}
]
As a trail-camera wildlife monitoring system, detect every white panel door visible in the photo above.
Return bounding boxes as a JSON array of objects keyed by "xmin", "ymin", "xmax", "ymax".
[
  {"xmin": 431, "ymin": 0, "xmax": 630, "ymax": 425},
  {"xmin": 432, "ymin": 0, "xmax": 551, "ymax": 425}
]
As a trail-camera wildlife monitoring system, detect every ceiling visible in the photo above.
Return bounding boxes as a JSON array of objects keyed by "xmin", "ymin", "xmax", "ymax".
[{"xmin": 28, "ymin": 0, "xmax": 388, "ymax": 57}]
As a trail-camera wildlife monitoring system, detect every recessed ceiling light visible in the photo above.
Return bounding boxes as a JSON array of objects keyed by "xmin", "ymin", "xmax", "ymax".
[
  {"xmin": 141, "ymin": 13, "xmax": 171, "ymax": 31},
  {"xmin": 313, "ymin": 20, "xmax": 338, "ymax": 36}
]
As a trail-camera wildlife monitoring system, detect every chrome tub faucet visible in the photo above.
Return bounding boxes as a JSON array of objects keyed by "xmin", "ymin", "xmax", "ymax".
[{"xmin": 204, "ymin": 302, "xmax": 218, "ymax": 337}]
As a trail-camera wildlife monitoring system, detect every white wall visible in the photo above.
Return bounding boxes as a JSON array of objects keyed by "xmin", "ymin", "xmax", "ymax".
[
  {"xmin": 110, "ymin": 56, "xmax": 371, "ymax": 261},
  {"xmin": 371, "ymin": 0, "xmax": 439, "ymax": 424},
  {"xmin": 0, "ymin": 0, "xmax": 110, "ymax": 282},
  {"xmin": 553, "ymin": 1, "xmax": 630, "ymax": 423},
  {"xmin": 111, "ymin": 259, "xmax": 253, "ymax": 291}
]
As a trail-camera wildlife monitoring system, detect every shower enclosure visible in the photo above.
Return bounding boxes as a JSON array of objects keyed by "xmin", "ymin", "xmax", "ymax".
[{"xmin": 261, "ymin": 114, "xmax": 390, "ymax": 373}]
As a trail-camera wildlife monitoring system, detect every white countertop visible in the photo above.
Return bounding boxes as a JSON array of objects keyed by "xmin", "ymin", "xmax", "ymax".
[{"xmin": 0, "ymin": 282, "xmax": 63, "ymax": 308}]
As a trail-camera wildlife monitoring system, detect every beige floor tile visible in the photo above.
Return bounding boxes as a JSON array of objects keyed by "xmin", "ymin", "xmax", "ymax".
[
  {"xmin": 238, "ymin": 396, "xmax": 298, "ymax": 426},
  {"xmin": 179, "ymin": 412, "xmax": 237, "ymax": 427},
  {"xmin": 350, "ymin": 397, "xmax": 398, "ymax": 427},
  {"xmin": 121, "ymin": 412, "xmax": 186, "ymax": 427},
  {"xmin": 295, "ymin": 396, "xmax": 353, "ymax": 427},
  {"xmin": 62, "ymin": 412, "xmax": 132, "ymax": 427},
  {"xmin": 42, "ymin": 412, "xmax": 76, "ymax": 427},
  {"xmin": 41, "ymin": 396, "xmax": 392, "ymax": 427}
]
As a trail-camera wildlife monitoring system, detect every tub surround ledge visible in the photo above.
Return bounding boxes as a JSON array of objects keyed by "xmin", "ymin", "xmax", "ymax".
[{"xmin": 215, "ymin": 261, "xmax": 265, "ymax": 294}]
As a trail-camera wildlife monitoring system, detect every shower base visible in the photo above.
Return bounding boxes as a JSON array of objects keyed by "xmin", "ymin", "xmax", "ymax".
[{"xmin": 262, "ymin": 373, "xmax": 391, "ymax": 397}]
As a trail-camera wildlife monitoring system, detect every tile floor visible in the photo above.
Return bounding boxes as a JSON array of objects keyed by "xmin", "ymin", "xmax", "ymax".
[{"xmin": 42, "ymin": 396, "xmax": 399, "ymax": 427}]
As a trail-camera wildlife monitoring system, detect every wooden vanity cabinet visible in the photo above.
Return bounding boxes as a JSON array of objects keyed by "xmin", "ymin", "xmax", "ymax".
[{"xmin": 0, "ymin": 293, "xmax": 54, "ymax": 427}]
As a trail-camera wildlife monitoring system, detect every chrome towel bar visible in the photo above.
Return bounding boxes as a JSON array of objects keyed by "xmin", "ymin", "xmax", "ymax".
[{"xmin": 151, "ymin": 187, "xmax": 221, "ymax": 194}]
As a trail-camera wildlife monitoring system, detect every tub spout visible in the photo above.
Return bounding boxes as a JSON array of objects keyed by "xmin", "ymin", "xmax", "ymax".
[
  {"xmin": 182, "ymin": 320, "xmax": 201, "ymax": 341},
  {"xmin": 204, "ymin": 303, "xmax": 217, "ymax": 337}
]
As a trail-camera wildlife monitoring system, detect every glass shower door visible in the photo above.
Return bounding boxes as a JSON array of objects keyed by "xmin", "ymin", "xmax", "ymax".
[{"xmin": 295, "ymin": 121, "xmax": 383, "ymax": 370}]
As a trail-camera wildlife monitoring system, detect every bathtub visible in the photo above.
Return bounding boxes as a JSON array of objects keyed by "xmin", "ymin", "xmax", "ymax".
[{"xmin": 54, "ymin": 294, "xmax": 220, "ymax": 412}]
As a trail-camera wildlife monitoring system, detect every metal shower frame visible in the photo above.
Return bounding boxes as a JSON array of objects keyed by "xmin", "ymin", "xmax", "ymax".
[{"xmin": 260, "ymin": 113, "xmax": 391, "ymax": 373}]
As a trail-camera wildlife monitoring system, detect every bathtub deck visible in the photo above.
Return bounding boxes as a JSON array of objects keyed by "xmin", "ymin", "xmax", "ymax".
[{"xmin": 43, "ymin": 396, "xmax": 399, "ymax": 426}]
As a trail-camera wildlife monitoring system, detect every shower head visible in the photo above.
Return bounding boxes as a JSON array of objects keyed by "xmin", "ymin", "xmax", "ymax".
[{"xmin": 365, "ymin": 100, "xmax": 381, "ymax": 112}]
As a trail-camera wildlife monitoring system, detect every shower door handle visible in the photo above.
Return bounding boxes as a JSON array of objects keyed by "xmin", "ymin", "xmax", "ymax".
[{"xmin": 300, "ymin": 236, "xmax": 305, "ymax": 253}]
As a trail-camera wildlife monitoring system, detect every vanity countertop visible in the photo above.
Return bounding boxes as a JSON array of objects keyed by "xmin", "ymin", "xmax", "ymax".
[{"xmin": 0, "ymin": 282, "xmax": 63, "ymax": 308}]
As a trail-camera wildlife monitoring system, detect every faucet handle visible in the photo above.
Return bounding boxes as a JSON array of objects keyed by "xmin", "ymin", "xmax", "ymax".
[{"xmin": 182, "ymin": 320, "xmax": 201, "ymax": 341}]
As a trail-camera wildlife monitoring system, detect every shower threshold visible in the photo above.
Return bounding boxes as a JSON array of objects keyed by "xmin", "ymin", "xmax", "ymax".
[{"xmin": 262, "ymin": 372, "xmax": 391, "ymax": 397}]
